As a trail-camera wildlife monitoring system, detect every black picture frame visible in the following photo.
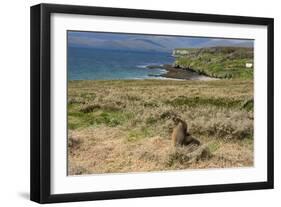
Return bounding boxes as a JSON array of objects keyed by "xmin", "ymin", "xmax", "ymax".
[{"xmin": 30, "ymin": 3, "xmax": 274, "ymax": 204}]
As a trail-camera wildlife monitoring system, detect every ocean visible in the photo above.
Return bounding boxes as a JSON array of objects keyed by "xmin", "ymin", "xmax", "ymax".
[{"xmin": 67, "ymin": 47, "xmax": 175, "ymax": 80}]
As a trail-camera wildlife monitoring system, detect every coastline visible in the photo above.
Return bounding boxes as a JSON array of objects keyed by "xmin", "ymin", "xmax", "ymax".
[{"xmin": 147, "ymin": 64, "xmax": 218, "ymax": 81}]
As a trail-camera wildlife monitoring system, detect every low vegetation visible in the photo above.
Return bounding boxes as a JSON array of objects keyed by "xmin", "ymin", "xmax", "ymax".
[
  {"xmin": 68, "ymin": 79, "xmax": 253, "ymax": 175},
  {"xmin": 173, "ymin": 47, "xmax": 253, "ymax": 79}
]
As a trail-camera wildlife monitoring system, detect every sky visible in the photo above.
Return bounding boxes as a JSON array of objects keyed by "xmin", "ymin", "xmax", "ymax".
[{"xmin": 68, "ymin": 31, "xmax": 254, "ymax": 52}]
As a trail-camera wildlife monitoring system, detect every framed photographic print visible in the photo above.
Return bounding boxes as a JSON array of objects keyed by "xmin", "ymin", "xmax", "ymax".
[{"xmin": 30, "ymin": 3, "xmax": 274, "ymax": 203}]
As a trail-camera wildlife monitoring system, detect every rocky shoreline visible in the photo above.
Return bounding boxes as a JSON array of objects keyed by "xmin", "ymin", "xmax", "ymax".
[{"xmin": 147, "ymin": 64, "xmax": 217, "ymax": 80}]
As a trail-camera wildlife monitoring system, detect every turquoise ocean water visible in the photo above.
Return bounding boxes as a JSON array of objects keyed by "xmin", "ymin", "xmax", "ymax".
[{"xmin": 68, "ymin": 47, "xmax": 174, "ymax": 80}]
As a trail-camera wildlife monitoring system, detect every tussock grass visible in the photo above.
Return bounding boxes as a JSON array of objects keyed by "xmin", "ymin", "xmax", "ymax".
[
  {"xmin": 165, "ymin": 96, "xmax": 244, "ymax": 109},
  {"xmin": 68, "ymin": 133, "xmax": 81, "ymax": 149},
  {"xmin": 79, "ymin": 104, "xmax": 101, "ymax": 113},
  {"xmin": 68, "ymin": 79, "xmax": 253, "ymax": 175},
  {"xmin": 166, "ymin": 144, "xmax": 211, "ymax": 167}
]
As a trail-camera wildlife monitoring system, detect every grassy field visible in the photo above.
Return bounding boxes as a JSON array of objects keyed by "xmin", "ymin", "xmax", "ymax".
[
  {"xmin": 67, "ymin": 79, "xmax": 253, "ymax": 175},
  {"xmin": 174, "ymin": 47, "xmax": 254, "ymax": 79}
]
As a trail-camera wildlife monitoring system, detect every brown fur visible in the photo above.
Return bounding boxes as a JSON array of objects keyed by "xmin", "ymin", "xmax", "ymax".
[
  {"xmin": 171, "ymin": 117, "xmax": 187, "ymax": 146},
  {"xmin": 184, "ymin": 135, "xmax": 200, "ymax": 146},
  {"xmin": 171, "ymin": 117, "xmax": 200, "ymax": 147}
]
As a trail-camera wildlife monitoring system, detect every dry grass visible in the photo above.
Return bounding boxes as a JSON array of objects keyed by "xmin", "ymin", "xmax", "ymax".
[{"xmin": 67, "ymin": 79, "xmax": 253, "ymax": 175}]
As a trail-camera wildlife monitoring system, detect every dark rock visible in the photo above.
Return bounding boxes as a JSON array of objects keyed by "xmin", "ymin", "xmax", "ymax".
[{"xmin": 146, "ymin": 65, "xmax": 164, "ymax": 69}]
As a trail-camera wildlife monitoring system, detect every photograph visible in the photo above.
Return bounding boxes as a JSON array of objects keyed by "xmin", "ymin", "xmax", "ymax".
[
  {"xmin": 30, "ymin": 3, "xmax": 274, "ymax": 203},
  {"xmin": 67, "ymin": 31, "xmax": 254, "ymax": 175}
]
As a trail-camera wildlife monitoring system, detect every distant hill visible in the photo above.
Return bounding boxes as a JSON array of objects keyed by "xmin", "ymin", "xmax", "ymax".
[
  {"xmin": 68, "ymin": 32, "xmax": 254, "ymax": 53},
  {"xmin": 173, "ymin": 47, "xmax": 254, "ymax": 79},
  {"xmin": 69, "ymin": 37, "xmax": 170, "ymax": 52}
]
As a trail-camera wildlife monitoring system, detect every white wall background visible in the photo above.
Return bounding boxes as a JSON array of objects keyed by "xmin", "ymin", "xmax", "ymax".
[{"xmin": 0, "ymin": 0, "xmax": 279, "ymax": 206}]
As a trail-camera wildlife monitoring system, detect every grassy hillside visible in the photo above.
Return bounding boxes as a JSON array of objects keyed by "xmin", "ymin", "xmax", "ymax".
[
  {"xmin": 68, "ymin": 79, "xmax": 253, "ymax": 175},
  {"xmin": 173, "ymin": 47, "xmax": 254, "ymax": 79}
]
